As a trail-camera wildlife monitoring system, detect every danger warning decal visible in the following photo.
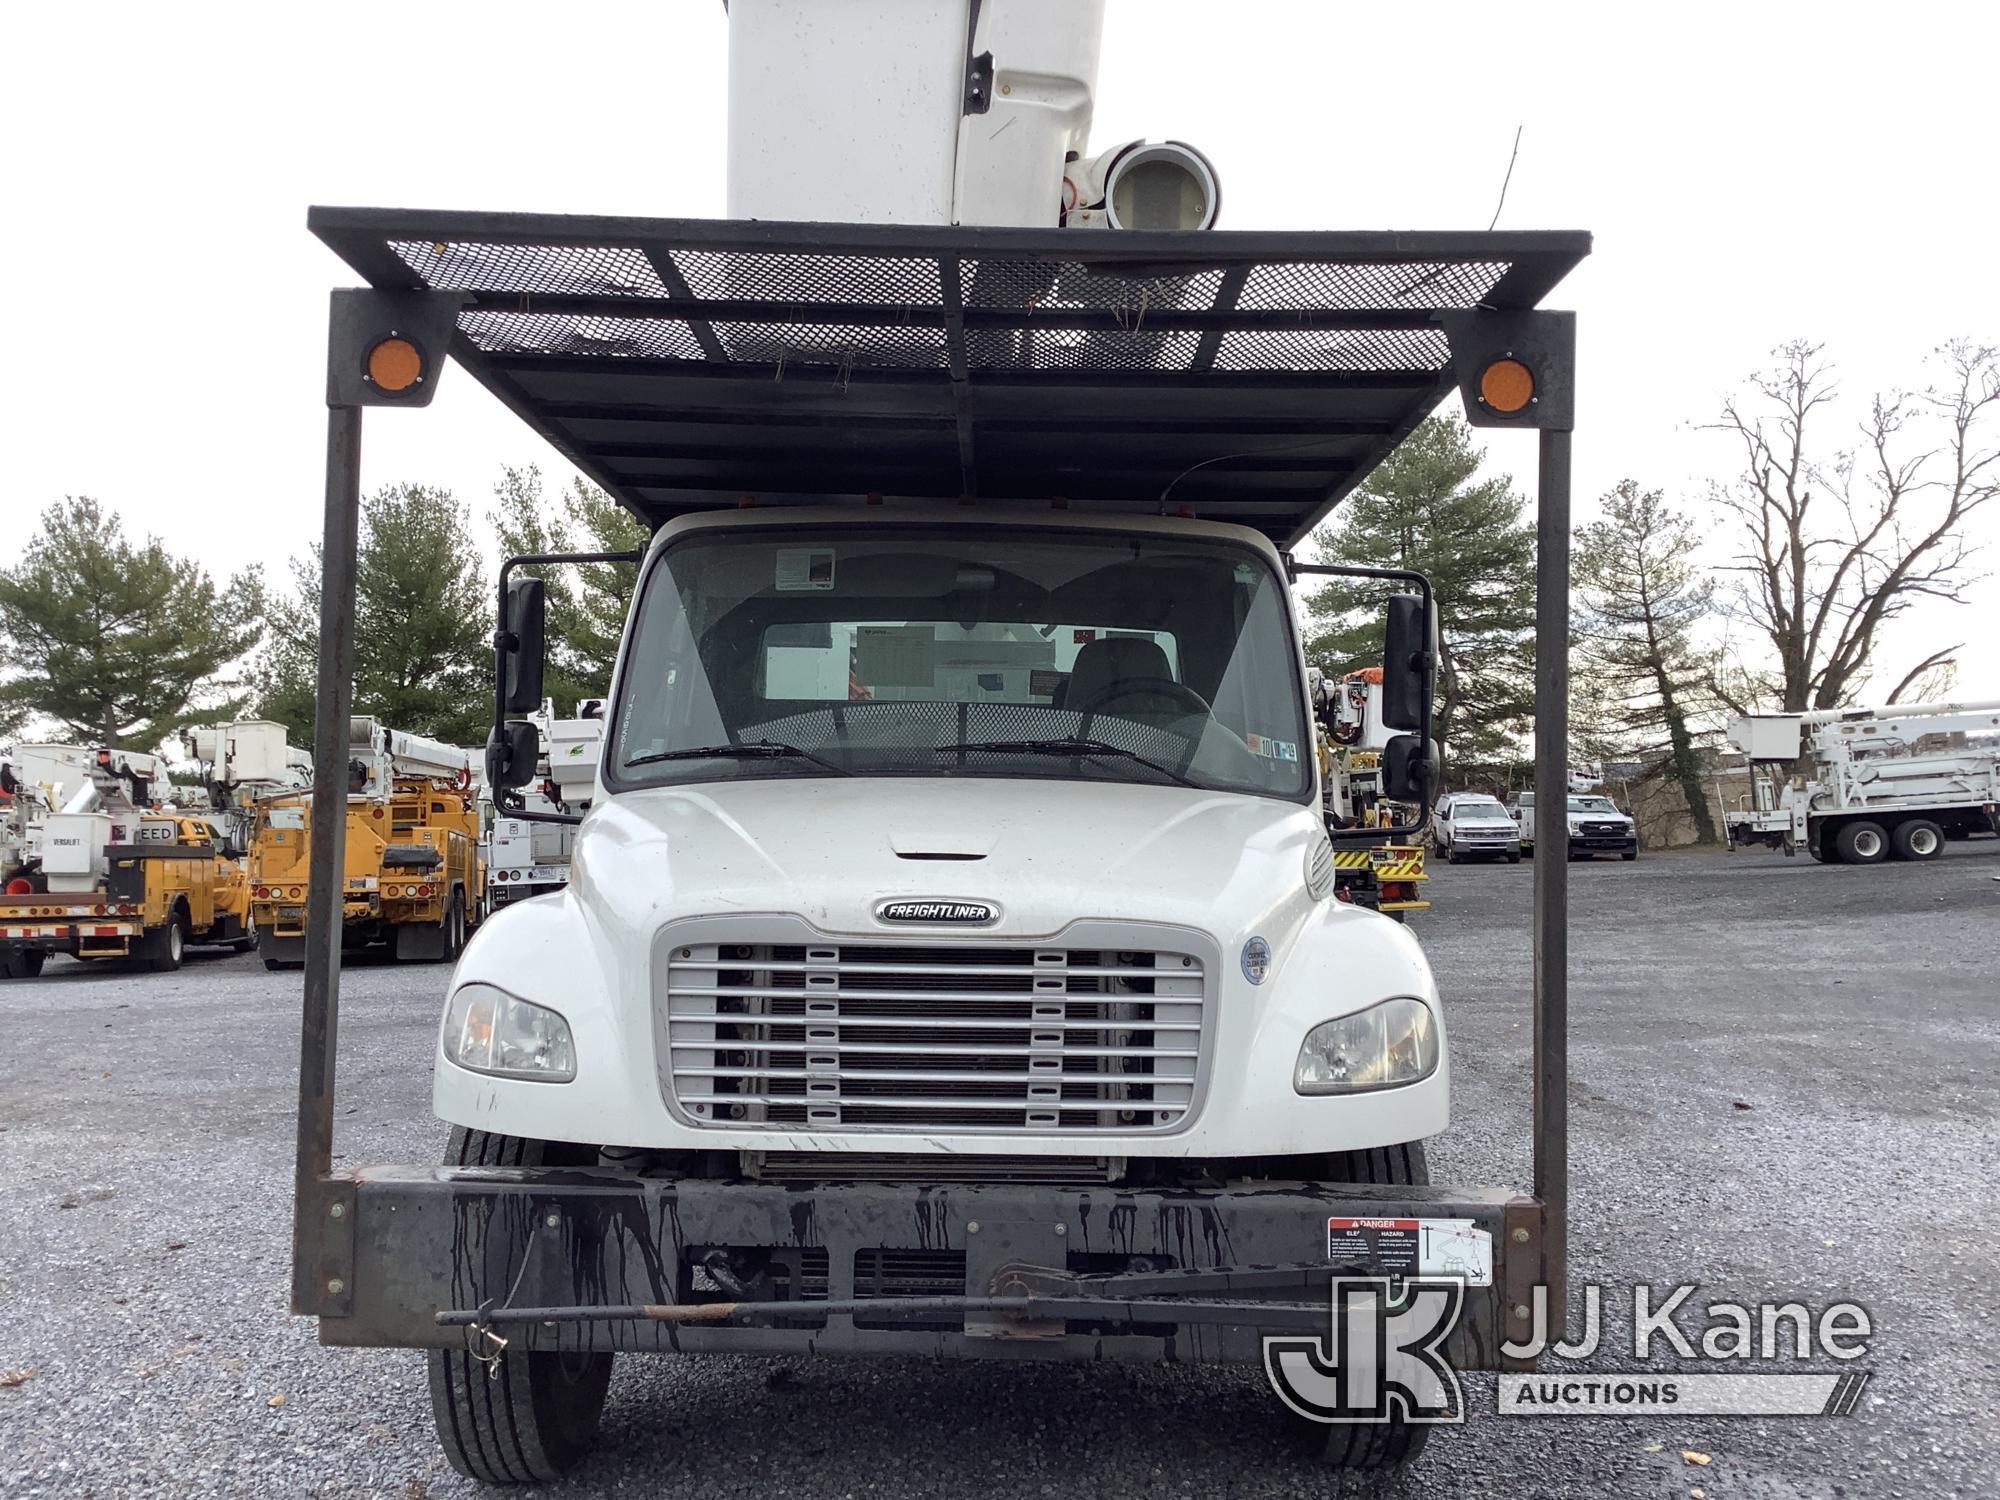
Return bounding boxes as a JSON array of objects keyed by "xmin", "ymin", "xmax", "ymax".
[{"xmin": 1326, "ymin": 1216, "xmax": 1493, "ymax": 1286}]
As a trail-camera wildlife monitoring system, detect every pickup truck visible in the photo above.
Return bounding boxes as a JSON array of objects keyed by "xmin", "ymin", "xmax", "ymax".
[
  {"xmin": 1507, "ymin": 791, "xmax": 1639, "ymax": 860},
  {"xmin": 1433, "ymin": 792, "xmax": 1522, "ymax": 863}
]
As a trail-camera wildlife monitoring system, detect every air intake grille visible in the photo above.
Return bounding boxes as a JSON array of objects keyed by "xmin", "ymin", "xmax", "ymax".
[{"xmin": 663, "ymin": 937, "xmax": 1206, "ymax": 1134}]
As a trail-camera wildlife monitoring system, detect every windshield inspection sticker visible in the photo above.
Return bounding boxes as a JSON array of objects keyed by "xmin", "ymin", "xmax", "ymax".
[
  {"xmin": 1246, "ymin": 734, "xmax": 1300, "ymax": 762},
  {"xmin": 1327, "ymin": 1217, "xmax": 1493, "ymax": 1287},
  {"xmin": 775, "ymin": 548, "xmax": 836, "ymax": 591}
]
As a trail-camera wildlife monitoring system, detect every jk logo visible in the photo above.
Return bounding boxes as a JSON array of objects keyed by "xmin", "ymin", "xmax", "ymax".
[{"xmin": 1263, "ymin": 1277, "xmax": 1467, "ymax": 1425}]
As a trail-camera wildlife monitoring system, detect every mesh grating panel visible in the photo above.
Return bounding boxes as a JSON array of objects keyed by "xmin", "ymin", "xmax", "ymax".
[
  {"xmin": 1236, "ymin": 259, "xmax": 1508, "ymax": 311},
  {"xmin": 967, "ymin": 327, "xmax": 1199, "ymax": 372},
  {"xmin": 458, "ymin": 310, "xmax": 706, "ymax": 360},
  {"xmin": 1210, "ymin": 327, "xmax": 1453, "ymax": 374},
  {"xmin": 391, "ymin": 239, "xmax": 666, "ymax": 296},
  {"xmin": 715, "ymin": 321, "xmax": 949, "ymax": 369},
  {"xmin": 674, "ymin": 248, "xmax": 945, "ymax": 305},
  {"xmin": 960, "ymin": 259, "xmax": 1223, "ymax": 312}
]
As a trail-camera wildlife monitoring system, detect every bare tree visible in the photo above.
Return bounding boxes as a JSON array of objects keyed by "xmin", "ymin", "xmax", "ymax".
[
  {"xmin": 1883, "ymin": 646, "xmax": 1959, "ymax": 705},
  {"xmin": 1707, "ymin": 340, "xmax": 2000, "ymax": 712}
]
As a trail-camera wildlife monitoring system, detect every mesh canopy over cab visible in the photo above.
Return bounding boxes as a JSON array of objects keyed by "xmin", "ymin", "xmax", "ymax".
[{"xmin": 312, "ymin": 208, "xmax": 1587, "ymax": 546}]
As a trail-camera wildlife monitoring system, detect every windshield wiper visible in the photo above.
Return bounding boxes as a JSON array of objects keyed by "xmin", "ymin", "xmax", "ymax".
[
  {"xmin": 939, "ymin": 737, "xmax": 1199, "ymax": 788},
  {"xmin": 626, "ymin": 740, "xmax": 852, "ymax": 776}
]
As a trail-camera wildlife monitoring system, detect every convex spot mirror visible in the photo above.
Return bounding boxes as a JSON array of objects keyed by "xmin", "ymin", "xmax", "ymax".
[
  {"xmin": 486, "ymin": 720, "xmax": 541, "ymax": 791},
  {"xmin": 501, "ymin": 576, "xmax": 546, "ymax": 715},
  {"xmin": 1383, "ymin": 734, "xmax": 1440, "ymax": 805},
  {"xmin": 1380, "ymin": 593, "xmax": 1436, "ymax": 733}
]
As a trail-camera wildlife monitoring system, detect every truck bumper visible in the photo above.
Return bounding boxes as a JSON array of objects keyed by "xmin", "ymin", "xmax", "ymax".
[{"xmin": 303, "ymin": 1168, "xmax": 1544, "ymax": 1371}]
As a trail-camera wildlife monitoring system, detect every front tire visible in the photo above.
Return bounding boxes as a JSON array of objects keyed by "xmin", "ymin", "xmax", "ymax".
[{"xmin": 428, "ymin": 1128, "xmax": 613, "ymax": 1484}]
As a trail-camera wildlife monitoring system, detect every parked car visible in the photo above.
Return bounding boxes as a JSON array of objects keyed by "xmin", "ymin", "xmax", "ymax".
[
  {"xmin": 1506, "ymin": 791, "xmax": 1640, "ymax": 860},
  {"xmin": 1433, "ymin": 793, "xmax": 1522, "ymax": 863}
]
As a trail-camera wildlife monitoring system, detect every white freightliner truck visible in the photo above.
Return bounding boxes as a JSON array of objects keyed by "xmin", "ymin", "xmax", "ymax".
[
  {"xmin": 1726, "ymin": 700, "xmax": 2000, "ymax": 862},
  {"xmin": 292, "ymin": 0, "xmax": 1589, "ymax": 1482}
]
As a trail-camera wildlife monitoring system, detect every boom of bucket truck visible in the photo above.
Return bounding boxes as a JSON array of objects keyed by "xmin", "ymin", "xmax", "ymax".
[
  {"xmin": 252, "ymin": 717, "xmax": 482, "ymax": 969},
  {"xmin": 0, "ymin": 747, "xmax": 254, "ymax": 978},
  {"xmin": 1725, "ymin": 699, "xmax": 2000, "ymax": 863}
]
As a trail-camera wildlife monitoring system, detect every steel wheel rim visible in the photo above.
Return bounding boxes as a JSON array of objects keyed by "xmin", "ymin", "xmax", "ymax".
[
  {"xmin": 1853, "ymin": 829, "xmax": 1882, "ymax": 858},
  {"xmin": 1910, "ymin": 827, "xmax": 1938, "ymax": 856}
]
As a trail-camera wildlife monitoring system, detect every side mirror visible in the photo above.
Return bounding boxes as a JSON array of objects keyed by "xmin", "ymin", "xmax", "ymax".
[
  {"xmin": 501, "ymin": 575, "xmax": 547, "ymax": 715},
  {"xmin": 1380, "ymin": 593, "xmax": 1434, "ymax": 733},
  {"xmin": 1382, "ymin": 734, "xmax": 1440, "ymax": 805},
  {"xmin": 485, "ymin": 720, "xmax": 541, "ymax": 790}
]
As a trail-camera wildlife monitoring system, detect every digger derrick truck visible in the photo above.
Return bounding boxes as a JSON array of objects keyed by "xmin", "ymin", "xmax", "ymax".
[
  {"xmin": 253, "ymin": 718, "xmax": 482, "ymax": 969},
  {"xmin": 1726, "ymin": 700, "xmax": 2000, "ymax": 864},
  {"xmin": 0, "ymin": 749, "xmax": 253, "ymax": 978},
  {"xmin": 1311, "ymin": 666, "xmax": 1431, "ymax": 919},
  {"xmin": 287, "ymin": 0, "xmax": 1587, "ymax": 1481}
]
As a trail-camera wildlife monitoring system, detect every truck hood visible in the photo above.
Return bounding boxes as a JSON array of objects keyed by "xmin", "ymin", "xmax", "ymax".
[
  {"xmin": 1453, "ymin": 815, "xmax": 1516, "ymax": 831},
  {"xmin": 568, "ymin": 775, "xmax": 1333, "ymax": 943}
]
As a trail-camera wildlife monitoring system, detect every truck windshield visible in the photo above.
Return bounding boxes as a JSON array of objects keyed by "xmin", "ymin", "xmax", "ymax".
[
  {"xmin": 607, "ymin": 527, "xmax": 1310, "ymax": 800},
  {"xmin": 1569, "ymin": 796, "xmax": 1619, "ymax": 814}
]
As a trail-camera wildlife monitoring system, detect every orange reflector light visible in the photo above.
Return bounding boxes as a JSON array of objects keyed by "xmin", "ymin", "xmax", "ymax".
[
  {"xmin": 1479, "ymin": 358, "xmax": 1535, "ymax": 414},
  {"xmin": 366, "ymin": 336, "xmax": 424, "ymax": 393}
]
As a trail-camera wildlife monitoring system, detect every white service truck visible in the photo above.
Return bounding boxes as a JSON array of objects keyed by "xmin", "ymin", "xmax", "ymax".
[
  {"xmin": 487, "ymin": 705, "xmax": 605, "ymax": 909},
  {"xmin": 290, "ymin": 0, "xmax": 1589, "ymax": 1482},
  {"xmin": 1727, "ymin": 701, "xmax": 2000, "ymax": 863}
]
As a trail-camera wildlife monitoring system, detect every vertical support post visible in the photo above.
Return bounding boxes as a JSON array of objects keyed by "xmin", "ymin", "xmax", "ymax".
[
  {"xmin": 1532, "ymin": 426, "xmax": 1572, "ymax": 1326},
  {"xmin": 292, "ymin": 404, "xmax": 363, "ymax": 1313}
]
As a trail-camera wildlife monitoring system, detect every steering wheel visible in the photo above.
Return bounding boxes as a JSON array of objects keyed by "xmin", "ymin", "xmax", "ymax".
[{"xmin": 1072, "ymin": 676, "xmax": 1212, "ymax": 720}]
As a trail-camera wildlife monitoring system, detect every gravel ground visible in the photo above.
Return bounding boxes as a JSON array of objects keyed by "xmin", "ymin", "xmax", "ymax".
[{"xmin": 2, "ymin": 843, "xmax": 1996, "ymax": 1497}]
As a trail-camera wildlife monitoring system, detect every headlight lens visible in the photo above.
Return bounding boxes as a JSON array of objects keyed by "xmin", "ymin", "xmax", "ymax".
[
  {"xmin": 442, "ymin": 983, "xmax": 576, "ymax": 1081},
  {"xmin": 1294, "ymin": 997, "xmax": 1438, "ymax": 1094}
]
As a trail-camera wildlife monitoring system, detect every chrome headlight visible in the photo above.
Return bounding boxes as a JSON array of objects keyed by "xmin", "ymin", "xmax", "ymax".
[
  {"xmin": 1294, "ymin": 997, "xmax": 1438, "ymax": 1095},
  {"xmin": 442, "ymin": 983, "xmax": 576, "ymax": 1082}
]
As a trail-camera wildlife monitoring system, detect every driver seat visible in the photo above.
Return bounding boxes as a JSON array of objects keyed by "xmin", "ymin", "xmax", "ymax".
[{"xmin": 1061, "ymin": 636, "xmax": 1175, "ymax": 715}]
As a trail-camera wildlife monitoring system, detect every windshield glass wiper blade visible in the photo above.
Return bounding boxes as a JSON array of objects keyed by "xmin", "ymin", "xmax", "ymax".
[
  {"xmin": 939, "ymin": 737, "xmax": 1198, "ymax": 788},
  {"xmin": 626, "ymin": 740, "xmax": 851, "ymax": 776}
]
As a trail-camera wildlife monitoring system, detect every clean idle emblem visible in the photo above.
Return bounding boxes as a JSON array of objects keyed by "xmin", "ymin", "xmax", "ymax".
[{"xmin": 877, "ymin": 899, "xmax": 998, "ymax": 924}]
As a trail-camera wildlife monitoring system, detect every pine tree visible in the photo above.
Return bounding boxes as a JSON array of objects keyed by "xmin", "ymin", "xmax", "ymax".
[
  {"xmin": 1572, "ymin": 481, "xmax": 1719, "ymax": 843},
  {"xmin": 256, "ymin": 485, "xmax": 490, "ymax": 746},
  {"xmin": 489, "ymin": 466, "xmax": 647, "ymax": 707},
  {"xmin": 0, "ymin": 497, "xmax": 264, "ymax": 750},
  {"xmin": 1303, "ymin": 417, "xmax": 1536, "ymax": 765}
]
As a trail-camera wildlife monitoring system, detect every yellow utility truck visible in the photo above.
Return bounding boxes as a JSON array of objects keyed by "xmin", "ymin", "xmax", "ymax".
[
  {"xmin": 1311, "ymin": 666, "xmax": 1431, "ymax": 919},
  {"xmin": 254, "ymin": 717, "xmax": 482, "ymax": 969},
  {"xmin": 0, "ymin": 749, "xmax": 254, "ymax": 977}
]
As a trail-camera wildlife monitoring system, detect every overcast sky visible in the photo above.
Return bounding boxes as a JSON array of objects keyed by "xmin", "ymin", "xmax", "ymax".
[{"xmin": 4, "ymin": 1, "xmax": 1995, "ymax": 700}]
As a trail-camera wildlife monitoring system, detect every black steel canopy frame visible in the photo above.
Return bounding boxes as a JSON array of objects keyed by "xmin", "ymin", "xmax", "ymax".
[{"xmin": 294, "ymin": 208, "xmax": 1584, "ymax": 1360}]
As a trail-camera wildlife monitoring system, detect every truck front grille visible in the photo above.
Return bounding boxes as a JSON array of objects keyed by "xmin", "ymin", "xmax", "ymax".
[{"xmin": 660, "ymin": 935, "xmax": 1207, "ymax": 1134}]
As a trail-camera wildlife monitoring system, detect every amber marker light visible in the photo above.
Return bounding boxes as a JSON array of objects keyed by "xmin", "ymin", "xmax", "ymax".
[
  {"xmin": 1478, "ymin": 356, "xmax": 1535, "ymax": 414},
  {"xmin": 365, "ymin": 335, "xmax": 425, "ymax": 394}
]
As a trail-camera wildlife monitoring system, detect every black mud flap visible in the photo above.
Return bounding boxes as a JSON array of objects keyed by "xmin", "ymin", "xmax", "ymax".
[{"xmin": 394, "ymin": 919, "xmax": 448, "ymax": 963}]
